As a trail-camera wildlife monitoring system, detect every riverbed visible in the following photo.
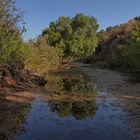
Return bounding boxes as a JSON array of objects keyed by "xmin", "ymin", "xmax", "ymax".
[{"xmin": 0, "ymin": 63, "xmax": 140, "ymax": 140}]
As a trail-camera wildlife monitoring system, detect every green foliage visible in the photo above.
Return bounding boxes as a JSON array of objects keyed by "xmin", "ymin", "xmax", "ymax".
[
  {"xmin": 0, "ymin": 0, "xmax": 61, "ymax": 76},
  {"xmin": 42, "ymin": 13, "xmax": 99, "ymax": 58},
  {"xmin": 25, "ymin": 36, "xmax": 61, "ymax": 76},
  {"xmin": 90, "ymin": 18, "xmax": 140, "ymax": 81},
  {"xmin": 0, "ymin": 0, "xmax": 26, "ymax": 68},
  {"xmin": 110, "ymin": 25, "xmax": 140, "ymax": 79}
]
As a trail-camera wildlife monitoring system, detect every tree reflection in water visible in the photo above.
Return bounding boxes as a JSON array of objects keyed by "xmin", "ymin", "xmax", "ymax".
[
  {"xmin": 48, "ymin": 74, "xmax": 97, "ymax": 120},
  {"xmin": 48, "ymin": 99, "xmax": 97, "ymax": 120},
  {"xmin": 0, "ymin": 100, "xmax": 30, "ymax": 140},
  {"xmin": 57, "ymin": 77, "xmax": 93, "ymax": 95}
]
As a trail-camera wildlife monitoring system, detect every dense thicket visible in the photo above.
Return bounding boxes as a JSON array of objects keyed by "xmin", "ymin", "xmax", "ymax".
[
  {"xmin": 26, "ymin": 36, "xmax": 61, "ymax": 76},
  {"xmin": 0, "ymin": 0, "xmax": 61, "ymax": 78},
  {"xmin": 87, "ymin": 18, "xmax": 140, "ymax": 80},
  {"xmin": 42, "ymin": 13, "xmax": 99, "ymax": 58}
]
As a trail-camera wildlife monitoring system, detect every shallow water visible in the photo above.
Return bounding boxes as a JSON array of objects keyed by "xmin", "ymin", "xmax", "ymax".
[
  {"xmin": 0, "ymin": 66, "xmax": 140, "ymax": 140},
  {"xmin": 14, "ymin": 96, "xmax": 138, "ymax": 140}
]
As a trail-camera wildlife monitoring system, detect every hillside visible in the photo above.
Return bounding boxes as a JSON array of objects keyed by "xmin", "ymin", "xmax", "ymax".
[{"xmin": 86, "ymin": 17, "xmax": 140, "ymax": 81}]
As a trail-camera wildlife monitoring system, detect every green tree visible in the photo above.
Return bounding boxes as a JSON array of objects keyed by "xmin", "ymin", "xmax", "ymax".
[
  {"xmin": 0, "ymin": 0, "xmax": 26, "ymax": 68},
  {"xmin": 42, "ymin": 13, "xmax": 99, "ymax": 58}
]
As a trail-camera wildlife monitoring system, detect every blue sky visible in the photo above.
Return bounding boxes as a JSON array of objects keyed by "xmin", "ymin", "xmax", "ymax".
[{"xmin": 16, "ymin": 0, "xmax": 140, "ymax": 40}]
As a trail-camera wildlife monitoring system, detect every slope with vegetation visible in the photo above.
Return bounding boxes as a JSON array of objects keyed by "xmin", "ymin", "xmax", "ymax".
[{"xmin": 86, "ymin": 17, "xmax": 140, "ymax": 81}]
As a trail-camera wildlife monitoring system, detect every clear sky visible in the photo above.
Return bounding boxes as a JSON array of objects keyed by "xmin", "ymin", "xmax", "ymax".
[{"xmin": 16, "ymin": 0, "xmax": 140, "ymax": 40}]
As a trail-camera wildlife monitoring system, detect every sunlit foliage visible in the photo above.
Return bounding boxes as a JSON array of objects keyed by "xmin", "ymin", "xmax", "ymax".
[
  {"xmin": 42, "ymin": 13, "xmax": 99, "ymax": 58},
  {"xmin": 0, "ymin": 0, "xmax": 27, "ymax": 68}
]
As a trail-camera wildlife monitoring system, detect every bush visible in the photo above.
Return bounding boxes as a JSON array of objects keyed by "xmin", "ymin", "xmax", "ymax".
[{"xmin": 25, "ymin": 37, "xmax": 61, "ymax": 76}]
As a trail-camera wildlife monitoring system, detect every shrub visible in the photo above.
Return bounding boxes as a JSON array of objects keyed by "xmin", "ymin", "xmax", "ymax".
[{"xmin": 25, "ymin": 37, "xmax": 61, "ymax": 76}]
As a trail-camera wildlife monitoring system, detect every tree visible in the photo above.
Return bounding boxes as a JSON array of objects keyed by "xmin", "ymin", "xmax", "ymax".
[
  {"xmin": 42, "ymin": 13, "xmax": 99, "ymax": 58},
  {"xmin": 0, "ymin": 0, "xmax": 26, "ymax": 68}
]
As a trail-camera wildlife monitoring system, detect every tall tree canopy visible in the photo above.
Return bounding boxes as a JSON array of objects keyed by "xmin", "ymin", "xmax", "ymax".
[{"xmin": 42, "ymin": 13, "xmax": 99, "ymax": 57}]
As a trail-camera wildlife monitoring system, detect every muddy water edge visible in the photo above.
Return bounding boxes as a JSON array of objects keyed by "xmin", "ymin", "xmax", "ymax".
[{"xmin": 0, "ymin": 63, "xmax": 140, "ymax": 140}]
